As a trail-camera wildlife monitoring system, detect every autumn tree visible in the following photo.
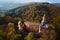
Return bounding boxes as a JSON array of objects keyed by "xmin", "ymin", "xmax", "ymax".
[
  {"xmin": 6, "ymin": 23, "xmax": 15, "ymax": 40},
  {"xmin": 24, "ymin": 32, "xmax": 37, "ymax": 40}
]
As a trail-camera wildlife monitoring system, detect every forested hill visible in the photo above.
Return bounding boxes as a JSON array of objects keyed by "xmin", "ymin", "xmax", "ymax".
[{"xmin": 5, "ymin": 3, "xmax": 60, "ymax": 23}]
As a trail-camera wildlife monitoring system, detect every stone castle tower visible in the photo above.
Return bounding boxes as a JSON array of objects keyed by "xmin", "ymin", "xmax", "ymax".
[
  {"xmin": 18, "ymin": 21, "xmax": 23, "ymax": 31},
  {"xmin": 41, "ymin": 14, "xmax": 48, "ymax": 28},
  {"xmin": 39, "ymin": 14, "xmax": 48, "ymax": 33}
]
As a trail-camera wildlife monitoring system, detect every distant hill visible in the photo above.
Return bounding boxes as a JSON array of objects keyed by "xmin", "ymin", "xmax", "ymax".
[
  {"xmin": 0, "ymin": 3, "xmax": 26, "ymax": 14},
  {"xmin": 53, "ymin": 3, "xmax": 60, "ymax": 6},
  {"xmin": 0, "ymin": 2, "xmax": 28, "ymax": 14},
  {"xmin": 5, "ymin": 3, "xmax": 60, "ymax": 23},
  {"xmin": 0, "ymin": 2, "xmax": 60, "ymax": 13},
  {"xmin": 0, "ymin": 3, "xmax": 26, "ymax": 10}
]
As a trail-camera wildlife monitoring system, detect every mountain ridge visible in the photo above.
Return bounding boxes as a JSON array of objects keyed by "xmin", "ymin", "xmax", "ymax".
[{"xmin": 5, "ymin": 3, "xmax": 60, "ymax": 23}]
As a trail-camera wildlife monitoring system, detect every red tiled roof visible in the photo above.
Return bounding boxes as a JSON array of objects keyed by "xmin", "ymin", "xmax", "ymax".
[{"xmin": 24, "ymin": 22, "xmax": 41, "ymax": 32}]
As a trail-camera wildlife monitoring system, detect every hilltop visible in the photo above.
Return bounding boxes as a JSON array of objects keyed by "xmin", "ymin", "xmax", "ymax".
[{"xmin": 5, "ymin": 3, "xmax": 60, "ymax": 23}]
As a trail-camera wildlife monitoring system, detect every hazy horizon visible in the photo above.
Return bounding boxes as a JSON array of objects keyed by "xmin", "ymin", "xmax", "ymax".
[
  {"xmin": 0, "ymin": 0, "xmax": 60, "ymax": 10},
  {"xmin": 0, "ymin": 0, "xmax": 60, "ymax": 3}
]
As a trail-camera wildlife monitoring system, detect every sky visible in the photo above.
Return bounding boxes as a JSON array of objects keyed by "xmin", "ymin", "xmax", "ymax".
[{"xmin": 0, "ymin": 0, "xmax": 60, "ymax": 3}]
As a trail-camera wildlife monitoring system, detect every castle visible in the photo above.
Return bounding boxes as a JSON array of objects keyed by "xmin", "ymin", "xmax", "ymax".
[{"xmin": 18, "ymin": 14, "xmax": 49, "ymax": 33}]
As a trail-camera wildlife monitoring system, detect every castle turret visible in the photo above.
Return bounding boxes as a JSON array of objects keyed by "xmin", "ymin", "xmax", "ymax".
[
  {"xmin": 18, "ymin": 21, "xmax": 23, "ymax": 31},
  {"xmin": 41, "ymin": 14, "xmax": 46, "ymax": 25},
  {"xmin": 38, "ymin": 14, "xmax": 46, "ymax": 33},
  {"xmin": 41, "ymin": 14, "xmax": 48, "ymax": 28}
]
